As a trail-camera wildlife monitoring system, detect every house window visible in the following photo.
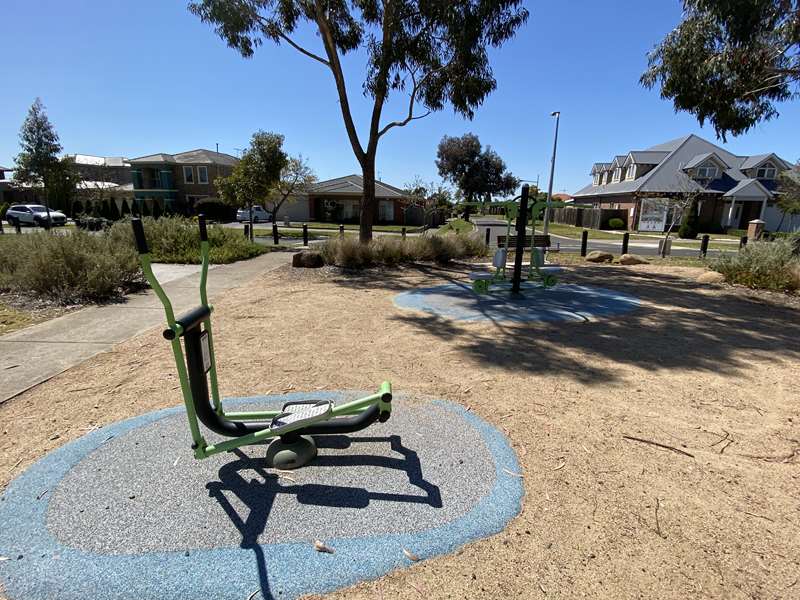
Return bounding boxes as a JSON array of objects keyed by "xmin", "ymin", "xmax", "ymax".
[
  {"xmin": 197, "ymin": 166, "xmax": 209, "ymax": 184},
  {"xmin": 756, "ymin": 162, "xmax": 776, "ymax": 179},
  {"xmin": 625, "ymin": 164, "xmax": 636, "ymax": 180},
  {"xmin": 612, "ymin": 167, "xmax": 622, "ymax": 183},
  {"xmin": 593, "ymin": 173, "xmax": 600, "ymax": 185},
  {"xmin": 183, "ymin": 166, "xmax": 195, "ymax": 184},
  {"xmin": 696, "ymin": 165, "xmax": 718, "ymax": 179}
]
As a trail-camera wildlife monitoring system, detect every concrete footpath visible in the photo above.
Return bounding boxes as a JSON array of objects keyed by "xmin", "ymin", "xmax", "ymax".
[{"xmin": 0, "ymin": 252, "xmax": 291, "ymax": 403}]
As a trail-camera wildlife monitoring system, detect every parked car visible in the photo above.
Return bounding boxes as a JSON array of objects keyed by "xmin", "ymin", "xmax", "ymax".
[
  {"xmin": 5, "ymin": 204, "xmax": 68, "ymax": 227},
  {"xmin": 236, "ymin": 205, "xmax": 271, "ymax": 223}
]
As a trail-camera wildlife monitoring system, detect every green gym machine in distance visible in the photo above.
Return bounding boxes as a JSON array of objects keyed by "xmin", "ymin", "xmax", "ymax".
[{"xmin": 131, "ymin": 216, "xmax": 393, "ymax": 469}]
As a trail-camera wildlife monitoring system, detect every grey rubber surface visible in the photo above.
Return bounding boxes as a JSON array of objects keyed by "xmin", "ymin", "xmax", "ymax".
[{"xmin": 46, "ymin": 395, "xmax": 494, "ymax": 554}]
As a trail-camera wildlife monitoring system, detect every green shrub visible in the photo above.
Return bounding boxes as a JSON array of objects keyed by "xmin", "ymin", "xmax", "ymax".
[
  {"xmin": 607, "ymin": 217, "xmax": 625, "ymax": 230},
  {"xmin": 0, "ymin": 202, "xmax": 9, "ymax": 221},
  {"xmin": 677, "ymin": 198, "xmax": 699, "ymax": 239},
  {"xmin": 0, "ymin": 230, "xmax": 144, "ymax": 303},
  {"xmin": 711, "ymin": 239, "xmax": 800, "ymax": 292},
  {"xmin": 107, "ymin": 217, "xmax": 269, "ymax": 264},
  {"xmin": 320, "ymin": 233, "xmax": 487, "ymax": 268}
]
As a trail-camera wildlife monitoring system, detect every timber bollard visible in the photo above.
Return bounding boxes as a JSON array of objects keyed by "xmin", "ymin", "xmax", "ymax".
[
  {"xmin": 302, "ymin": 224, "xmax": 308, "ymax": 246},
  {"xmin": 272, "ymin": 222, "xmax": 279, "ymax": 245},
  {"xmin": 402, "ymin": 227, "xmax": 407, "ymax": 239},
  {"xmin": 700, "ymin": 234, "xmax": 710, "ymax": 258},
  {"xmin": 580, "ymin": 230, "xmax": 588, "ymax": 257},
  {"xmin": 485, "ymin": 227, "xmax": 490, "ymax": 245},
  {"xmin": 621, "ymin": 232, "xmax": 629, "ymax": 255},
  {"xmin": 740, "ymin": 235, "xmax": 748, "ymax": 250},
  {"xmin": 339, "ymin": 224, "xmax": 345, "ymax": 239},
  {"xmin": 244, "ymin": 223, "xmax": 250, "ymax": 239}
]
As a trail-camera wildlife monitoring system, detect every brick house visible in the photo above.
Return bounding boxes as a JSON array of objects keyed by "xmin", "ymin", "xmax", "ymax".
[
  {"xmin": 572, "ymin": 134, "xmax": 795, "ymax": 232},
  {"xmin": 128, "ymin": 149, "xmax": 238, "ymax": 214},
  {"xmin": 277, "ymin": 174, "xmax": 421, "ymax": 225}
]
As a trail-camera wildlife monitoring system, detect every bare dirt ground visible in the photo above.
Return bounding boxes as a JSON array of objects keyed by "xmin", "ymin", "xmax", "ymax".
[{"xmin": 1, "ymin": 261, "xmax": 799, "ymax": 599}]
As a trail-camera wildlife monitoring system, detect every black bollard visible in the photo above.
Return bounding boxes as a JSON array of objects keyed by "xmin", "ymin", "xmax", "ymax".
[
  {"xmin": 16, "ymin": 221, "xmax": 22, "ymax": 234},
  {"xmin": 244, "ymin": 223, "xmax": 250, "ymax": 239},
  {"xmin": 512, "ymin": 185, "xmax": 529, "ymax": 294},
  {"xmin": 580, "ymin": 229, "xmax": 588, "ymax": 257},
  {"xmin": 621, "ymin": 232, "xmax": 629, "ymax": 255},
  {"xmin": 740, "ymin": 235, "xmax": 748, "ymax": 250},
  {"xmin": 485, "ymin": 227, "xmax": 491, "ymax": 245},
  {"xmin": 272, "ymin": 222, "xmax": 279, "ymax": 245},
  {"xmin": 700, "ymin": 234, "xmax": 710, "ymax": 258},
  {"xmin": 339, "ymin": 224, "xmax": 345, "ymax": 239},
  {"xmin": 402, "ymin": 227, "xmax": 407, "ymax": 239},
  {"xmin": 0, "ymin": 219, "xmax": 4, "ymax": 234},
  {"xmin": 302, "ymin": 223, "xmax": 308, "ymax": 246}
]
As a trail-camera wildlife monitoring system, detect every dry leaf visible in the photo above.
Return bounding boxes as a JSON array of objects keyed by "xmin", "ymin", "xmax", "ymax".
[
  {"xmin": 503, "ymin": 468, "xmax": 524, "ymax": 478},
  {"xmin": 402, "ymin": 547, "xmax": 420, "ymax": 561},
  {"xmin": 314, "ymin": 540, "xmax": 334, "ymax": 554},
  {"xmin": 553, "ymin": 461, "xmax": 567, "ymax": 471}
]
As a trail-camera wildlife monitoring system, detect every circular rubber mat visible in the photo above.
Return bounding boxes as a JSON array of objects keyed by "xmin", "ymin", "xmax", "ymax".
[
  {"xmin": 394, "ymin": 281, "xmax": 640, "ymax": 322},
  {"xmin": 0, "ymin": 392, "xmax": 522, "ymax": 600}
]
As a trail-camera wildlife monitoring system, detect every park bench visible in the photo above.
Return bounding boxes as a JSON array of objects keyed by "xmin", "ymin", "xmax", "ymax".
[{"xmin": 496, "ymin": 234, "xmax": 551, "ymax": 249}]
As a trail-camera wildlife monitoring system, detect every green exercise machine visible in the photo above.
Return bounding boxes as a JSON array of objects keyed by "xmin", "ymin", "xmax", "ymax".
[
  {"xmin": 470, "ymin": 191, "xmax": 569, "ymax": 294},
  {"xmin": 131, "ymin": 216, "xmax": 393, "ymax": 469}
]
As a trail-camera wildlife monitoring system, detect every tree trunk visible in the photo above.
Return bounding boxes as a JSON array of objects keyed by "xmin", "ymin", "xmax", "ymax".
[{"xmin": 360, "ymin": 159, "xmax": 376, "ymax": 242}]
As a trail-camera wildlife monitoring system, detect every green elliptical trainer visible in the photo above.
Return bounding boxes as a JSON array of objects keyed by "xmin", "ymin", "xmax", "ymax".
[{"xmin": 131, "ymin": 216, "xmax": 393, "ymax": 469}]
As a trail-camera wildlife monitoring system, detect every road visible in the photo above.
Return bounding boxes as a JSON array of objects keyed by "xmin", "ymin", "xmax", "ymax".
[{"xmin": 470, "ymin": 217, "xmax": 735, "ymax": 258}]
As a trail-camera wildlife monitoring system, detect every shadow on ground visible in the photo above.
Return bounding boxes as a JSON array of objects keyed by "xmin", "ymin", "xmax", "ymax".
[
  {"xmin": 207, "ymin": 436, "xmax": 441, "ymax": 600},
  {"xmin": 327, "ymin": 263, "xmax": 800, "ymax": 384}
]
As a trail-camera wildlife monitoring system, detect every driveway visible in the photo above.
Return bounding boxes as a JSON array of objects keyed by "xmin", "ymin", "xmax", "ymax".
[{"xmin": 0, "ymin": 252, "xmax": 292, "ymax": 403}]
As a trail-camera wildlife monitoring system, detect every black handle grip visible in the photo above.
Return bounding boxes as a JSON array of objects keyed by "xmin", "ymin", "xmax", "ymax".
[
  {"xmin": 198, "ymin": 214, "xmax": 208, "ymax": 242},
  {"xmin": 131, "ymin": 218, "xmax": 149, "ymax": 254}
]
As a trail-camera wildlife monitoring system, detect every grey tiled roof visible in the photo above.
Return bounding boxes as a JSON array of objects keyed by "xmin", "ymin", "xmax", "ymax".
[
  {"xmin": 739, "ymin": 154, "xmax": 772, "ymax": 170},
  {"xmin": 723, "ymin": 178, "xmax": 771, "ymax": 198},
  {"xmin": 626, "ymin": 151, "xmax": 668, "ymax": 165},
  {"xmin": 573, "ymin": 134, "xmax": 782, "ymax": 199},
  {"xmin": 128, "ymin": 149, "xmax": 239, "ymax": 166},
  {"xmin": 308, "ymin": 174, "xmax": 407, "ymax": 198}
]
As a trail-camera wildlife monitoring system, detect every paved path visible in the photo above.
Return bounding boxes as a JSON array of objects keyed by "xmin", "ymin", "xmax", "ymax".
[{"xmin": 0, "ymin": 252, "xmax": 291, "ymax": 403}]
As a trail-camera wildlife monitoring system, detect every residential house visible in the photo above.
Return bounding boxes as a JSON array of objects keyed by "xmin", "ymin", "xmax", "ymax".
[
  {"xmin": 276, "ymin": 174, "xmax": 420, "ymax": 225},
  {"xmin": 0, "ymin": 165, "xmax": 12, "ymax": 206},
  {"xmin": 65, "ymin": 154, "xmax": 132, "ymax": 186},
  {"xmin": 573, "ymin": 134, "xmax": 795, "ymax": 232},
  {"xmin": 128, "ymin": 149, "xmax": 238, "ymax": 214}
]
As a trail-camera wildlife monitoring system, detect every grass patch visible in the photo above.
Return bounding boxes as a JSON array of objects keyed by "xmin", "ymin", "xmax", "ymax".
[
  {"xmin": 437, "ymin": 219, "xmax": 475, "ymax": 235},
  {"xmin": 0, "ymin": 302, "xmax": 34, "ymax": 335},
  {"xmin": 0, "ymin": 230, "xmax": 144, "ymax": 303},
  {"xmin": 108, "ymin": 217, "xmax": 270, "ymax": 264},
  {"xmin": 281, "ymin": 221, "xmax": 422, "ymax": 233},
  {"xmin": 321, "ymin": 233, "xmax": 487, "ymax": 268},
  {"xmin": 711, "ymin": 238, "xmax": 800, "ymax": 292}
]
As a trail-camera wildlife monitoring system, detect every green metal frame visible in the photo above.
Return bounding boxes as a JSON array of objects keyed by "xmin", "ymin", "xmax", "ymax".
[{"xmin": 136, "ymin": 222, "xmax": 392, "ymax": 460}]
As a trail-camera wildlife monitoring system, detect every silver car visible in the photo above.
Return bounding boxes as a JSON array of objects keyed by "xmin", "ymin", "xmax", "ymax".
[
  {"xmin": 5, "ymin": 204, "xmax": 68, "ymax": 227},
  {"xmin": 236, "ymin": 205, "xmax": 271, "ymax": 223}
]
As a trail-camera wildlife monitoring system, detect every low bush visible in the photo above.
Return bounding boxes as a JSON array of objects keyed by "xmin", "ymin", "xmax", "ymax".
[
  {"xmin": 0, "ymin": 202, "xmax": 9, "ymax": 221},
  {"xmin": 321, "ymin": 233, "xmax": 487, "ymax": 268},
  {"xmin": 711, "ymin": 238, "xmax": 800, "ymax": 292},
  {"xmin": 607, "ymin": 217, "xmax": 625, "ymax": 230},
  {"xmin": 0, "ymin": 230, "xmax": 144, "ymax": 303},
  {"xmin": 107, "ymin": 217, "xmax": 268, "ymax": 264}
]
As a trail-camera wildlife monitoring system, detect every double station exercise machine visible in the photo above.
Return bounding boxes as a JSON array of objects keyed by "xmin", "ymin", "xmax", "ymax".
[
  {"xmin": 470, "ymin": 184, "xmax": 569, "ymax": 294},
  {"xmin": 131, "ymin": 217, "xmax": 393, "ymax": 469}
]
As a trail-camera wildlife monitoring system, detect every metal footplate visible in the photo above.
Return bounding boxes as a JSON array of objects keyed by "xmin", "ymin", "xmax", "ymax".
[{"xmin": 269, "ymin": 400, "xmax": 334, "ymax": 435}]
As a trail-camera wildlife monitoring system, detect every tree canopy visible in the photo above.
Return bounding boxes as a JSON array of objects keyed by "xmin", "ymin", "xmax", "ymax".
[
  {"xmin": 436, "ymin": 133, "xmax": 518, "ymax": 205},
  {"xmin": 216, "ymin": 131, "xmax": 288, "ymax": 239},
  {"xmin": 190, "ymin": 0, "xmax": 528, "ymax": 240},
  {"xmin": 266, "ymin": 155, "xmax": 316, "ymax": 221},
  {"xmin": 641, "ymin": 0, "xmax": 800, "ymax": 139},
  {"xmin": 14, "ymin": 98, "xmax": 62, "ymax": 187}
]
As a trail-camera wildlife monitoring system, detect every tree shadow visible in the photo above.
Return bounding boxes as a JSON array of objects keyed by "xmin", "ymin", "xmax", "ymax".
[
  {"xmin": 326, "ymin": 263, "xmax": 800, "ymax": 384},
  {"xmin": 205, "ymin": 435, "xmax": 441, "ymax": 600}
]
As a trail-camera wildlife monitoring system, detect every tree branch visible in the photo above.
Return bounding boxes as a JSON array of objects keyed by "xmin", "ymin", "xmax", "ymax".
[
  {"xmin": 377, "ymin": 68, "xmax": 437, "ymax": 138},
  {"xmin": 276, "ymin": 31, "xmax": 330, "ymax": 66}
]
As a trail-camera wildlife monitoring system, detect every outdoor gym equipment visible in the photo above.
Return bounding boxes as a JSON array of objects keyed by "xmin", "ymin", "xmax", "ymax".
[
  {"xmin": 470, "ymin": 185, "xmax": 566, "ymax": 294},
  {"xmin": 131, "ymin": 216, "xmax": 393, "ymax": 469}
]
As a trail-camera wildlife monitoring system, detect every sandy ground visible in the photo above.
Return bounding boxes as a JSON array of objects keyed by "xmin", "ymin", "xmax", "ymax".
[{"xmin": 1, "ymin": 261, "xmax": 799, "ymax": 599}]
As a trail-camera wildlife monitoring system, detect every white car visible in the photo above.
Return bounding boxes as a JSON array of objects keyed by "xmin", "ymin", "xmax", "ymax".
[
  {"xmin": 5, "ymin": 204, "xmax": 68, "ymax": 227},
  {"xmin": 236, "ymin": 205, "xmax": 271, "ymax": 223}
]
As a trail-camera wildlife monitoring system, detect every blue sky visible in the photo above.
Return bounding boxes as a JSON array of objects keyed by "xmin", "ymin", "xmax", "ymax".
[{"xmin": 1, "ymin": 0, "xmax": 798, "ymax": 195}]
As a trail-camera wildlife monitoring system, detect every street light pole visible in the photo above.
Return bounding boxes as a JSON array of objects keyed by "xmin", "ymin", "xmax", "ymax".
[{"xmin": 543, "ymin": 111, "xmax": 561, "ymax": 236}]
